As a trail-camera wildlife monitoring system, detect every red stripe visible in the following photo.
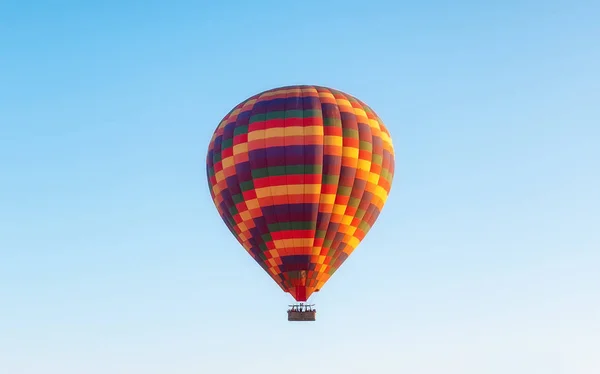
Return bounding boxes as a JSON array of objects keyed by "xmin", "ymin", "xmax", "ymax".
[
  {"xmin": 233, "ymin": 133, "xmax": 248, "ymax": 145},
  {"xmin": 242, "ymin": 189, "xmax": 257, "ymax": 200},
  {"xmin": 294, "ymin": 286, "xmax": 307, "ymax": 302},
  {"xmin": 253, "ymin": 177, "xmax": 270, "ymax": 189},
  {"xmin": 271, "ymin": 230, "xmax": 315, "ymax": 240},
  {"xmin": 264, "ymin": 119, "xmax": 285, "ymax": 129},
  {"xmin": 222, "ymin": 146, "xmax": 233, "ymax": 158},
  {"xmin": 268, "ymin": 175, "xmax": 287, "ymax": 186},
  {"xmin": 321, "ymin": 184, "xmax": 338, "ymax": 194},
  {"xmin": 248, "ymin": 122, "xmax": 265, "ymax": 132}
]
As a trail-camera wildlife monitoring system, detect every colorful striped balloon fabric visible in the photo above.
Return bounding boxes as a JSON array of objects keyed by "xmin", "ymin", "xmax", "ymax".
[{"xmin": 206, "ymin": 85, "xmax": 395, "ymax": 302}]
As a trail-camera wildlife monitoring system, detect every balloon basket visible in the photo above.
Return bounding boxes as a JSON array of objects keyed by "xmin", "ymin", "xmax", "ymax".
[{"xmin": 287, "ymin": 303, "xmax": 316, "ymax": 322}]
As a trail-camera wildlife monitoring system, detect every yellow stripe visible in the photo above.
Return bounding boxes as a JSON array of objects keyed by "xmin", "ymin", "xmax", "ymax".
[
  {"xmin": 380, "ymin": 131, "xmax": 393, "ymax": 148},
  {"xmin": 233, "ymin": 143, "xmax": 248, "ymax": 155},
  {"xmin": 342, "ymin": 147, "xmax": 359, "ymax": 159},
  {"xmin": 324, "ymin": 135, "xmax": 343, "ymax": 146},
  {"xmin": 332, "ymin": 204, "xmax": 346, "ymax": 215},
  {"xmin": 346, "ymin": 226, "xmax": 358, "ymax": 237},
  {"xmin": 222, "ymin": 156, "xmax": 234, "ymax": 169},
  {"xmin": 303, "ymin": 184, "xmax": 321, "ymax": 194},
  {"xmin": 248, "ymin": 129, "xmax": 265, "ymax": 141},
  {"xmin": 368, "ymin": 172, "xmax": 380, "ymax": 185},
  {"xmin": 273, "ymin": 238, "xmax": 314, "ymax": 248},
  {"xmin": 353, "ymin": 107, "xmax": 367, "ymax": 118},
  {"xmin": 303, "ymin": 125, "xmax": 324, "ymax": 136},
  {"xmin": 318, "ymin": 92, "xmax": 335, "ymax": 100},
  {"xmin": 237, "ymin": 222, "xmax": 248, "ymax": 233},
  {"xmin": 239, "ymin": 210, "xmax": 252, "ymax": 222},
  {"xmin": 245, "ymin": 198, "xmax": 260, "ymax": 210},
  {"xmin": 374, "ymin": 185, "xmax": 388, "ymax": 201},
  {"xmin": 255, "ymin": 184, "xmax": 321, "ymax": 198},
  {"xmin": 369, "ymin": 119, "xmax": 381, "ymax": 130},
  {"xmin": 357, "ymin": 159, "xmax": 371, "ymax": 171},
  {"xmin": 261, "ymin": 88, "xmax": 307, "ymax": 97},
  {"xmin": 319, "ymin": 194, "xmax": 336, "ymax": 204},
  {"xmin": 265, "ymin": 127, "xmax": 284, "ymax": 138},
  {"xmin": 336, "ymin": 98, "xmax": 352, "ymax": 107},
  {"xmin": 262, "ymin": 126, "xmax": 325, "ymax": 138},
  {"xmin": 341, "ymin": 215, "xmax": 353, "ymax": 226},
  {"xmin": 215, "ymin": 170, "xmax": 225, "ymax": 183}
]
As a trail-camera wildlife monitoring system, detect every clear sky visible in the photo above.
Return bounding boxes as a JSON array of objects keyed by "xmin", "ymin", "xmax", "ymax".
[{"xmin": 0, "ymin": 1, "xmax": 598, "ymax": 373}]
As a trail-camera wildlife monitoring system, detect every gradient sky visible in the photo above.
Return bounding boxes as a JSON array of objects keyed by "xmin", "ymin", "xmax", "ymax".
[{"xmin": 1, "ymin": 1, "xmax": 598, "ymax": 373}]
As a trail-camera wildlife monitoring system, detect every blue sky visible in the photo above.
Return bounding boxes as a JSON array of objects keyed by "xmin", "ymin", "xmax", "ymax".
[{"xmin": 0, "ymin": 0, "xmax": 598, "ymax": 373}]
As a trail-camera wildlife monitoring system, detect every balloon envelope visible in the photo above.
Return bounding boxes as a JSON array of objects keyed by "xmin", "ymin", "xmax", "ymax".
[{"xmin": 206, "ymin": 85, "xmax": 394, "ymax": 301}]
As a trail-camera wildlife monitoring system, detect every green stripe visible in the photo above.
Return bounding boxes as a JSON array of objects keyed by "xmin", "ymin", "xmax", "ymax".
[
  {"xmin": 337, "ymin": 186, "xmax": 353, "ymax": 196},
  {"xmin": 354, "ymin": 208, "xmax": 367, "ymax": 220},
  {"xmin": 358, "ymin": 221, "xmax": 371, "ymax": 233},
  {"xmin": 251, "ymin": 164, "xmax": 321, "ymax": 179},
  {"xmin": 240, "ymin": 180, "xmax": 254, "ymax": 192},
  {"xmin": 228, "ymin": 206, "xmax": 239, "ymax": 216},
  {"xmin": 251, "ymin": 168, "xmax": 269, "ymax": 179},
  {"xmin": 232, "ymin": 193, "xmax": 244, "ymax": 205},
  {"xmin": 323, "ymin": 117, "xmax": 342, "ymax": 127},
  {"xmin": 234, "ymin": 125, "xmax": 248, "ymax": 136},
  {"xmin": 254, "ymin": 109, "xmax": 323, "ymax": 121},
  {"xmin": 287, "ymin": 271, "xmax": 305, "ymax": 279},
  {"xmin": 322, "ymin": 174, "xmax": 339, "ymax": 185},
  {"xmin": 381, "ymin": 169, "xmax": 391, "ymax": 181},
  {"xmin": 249, "ymin": 113, "xmax": 266, "ymax": 124},
  {"xmin": 348, "ymin": 196, "xmax": 361, "ymax": 208},
  {"xmin": 343, "ymin": 128, "xmax": 359, "ymax": 138},
  {"xmin": 221, "ymin": 137, "xmax": 233, "ymax": 150},
  {"xmin": 266, "ymin": 221, "xmax": 315, "ymax": 232},
  {"xmin": 278, "ymin": 222, "xmax": 291, "ymax": 231},
  {"xmin": 371, "ymin": 154, "xmax": 383, "ymax": 165},
  {"xmin": 359, "ymin": 140, "xmax": 373, "ymax": 151}
]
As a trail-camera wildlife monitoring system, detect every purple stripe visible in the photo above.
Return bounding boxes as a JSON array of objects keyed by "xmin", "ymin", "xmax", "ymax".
[
  {"xmin": 316, "ymin": 213, "xmax": 331, "ymax": 230},
  {"xmin": 237, "ymin": 110, "xmax": 252, "ymax": 122},
  {"xmin": 261, "ymin": 203, "xmax": 317, "ymax": 223},
  {"xmin": 249, "ymin": 149, "xmax": 268, "ymax": 168},
  {"xmin": 358, "ymin": 122, "xmax": 371, "ymax": 134},
  {"xmin": 235, "ymin": 161, "xmax": 252, "ymax": 182},
  {"xmin": 225, "ymin": 175, "xmax": 241, "ymax": 195},
  {"xmin": 285, "ymin": 96, "xmax": 303, "ymax": 111},
  {"xmin": 266, "ymin": 146, "xmax": 286, "ymax": 162},
  {"xmin": 340, "ymin": 111, "xmax": 357, "ymax": 124},
  {"xmin": 252, "ymin": 100, "xmax": 268, "ymax": 114},
  {"xmin": 223, "ymin": 121, "xmax": 236, "ymax": 136},
  {"xmin": 282, "ymin": 255, "xmax": 310, "ymax": 265},
  {"xmin": 321, "ymin": 103, "xmax": 341, "ymax": 118},
  {"xmin": 213, "ymin": 135, "xmax": 223, "ymax": 151},
  {"xmin": 303, "ymin": 145, "xmax": 321, "ymax": 165},
  {"xmin": 302, "ymin": 96, "xmax": 321, "ymax": 110},
  {"xmin": 323, "ymin": 155, "xmax": 342, "ymax": 173}
]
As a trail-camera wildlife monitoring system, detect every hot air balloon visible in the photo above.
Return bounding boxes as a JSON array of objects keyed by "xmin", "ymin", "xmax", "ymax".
[{"xmin": 206, "ymin": 85, "xmax": 394, "ymax": 321}]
